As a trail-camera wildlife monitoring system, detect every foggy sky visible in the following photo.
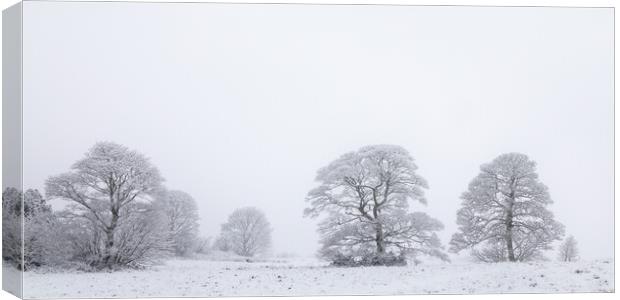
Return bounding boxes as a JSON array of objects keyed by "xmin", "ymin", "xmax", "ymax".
[{"xmin": 21, "ymin": 2, "xmax": 613, "ymax": 259}]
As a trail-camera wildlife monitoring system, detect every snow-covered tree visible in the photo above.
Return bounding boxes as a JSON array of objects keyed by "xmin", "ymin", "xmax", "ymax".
[
  {"xmin": 23, "ymin": 189, "xmax": 51, "ymax": 218},
  {"xmin": 558, "ymin": 235, "xmax": 579, "ymax": 262},
  {"xmin": 450, "ymin": 153, "xmax": 564, "ymax": 262},
  {"xmin": 2, "ymin": 188, "xmax": 23, "ymax": 267},
  {"xmin": 45, "ymin": 142, "xmax": 164, "ymax": 269},
  {"xmin": 2, "ymin": 188, "xmax": 50, "ymax": 218},
  {"xmin": 22, "ymin": 190, "xmax": 54, "ymax": 269},
  {"xmin": 305, "ymin": 145, "xmax": 447, "ymax": 263},
  {"xmin": 2, "ymin": 188, "xmax": 60, "ymax": 269},
  {"xmin": 153, "ymin": 190, "xmax": 200, "ymax": 256},
  {"xmin": 218, "ymin": 207, "xmax": 272, "ymax": 257}
]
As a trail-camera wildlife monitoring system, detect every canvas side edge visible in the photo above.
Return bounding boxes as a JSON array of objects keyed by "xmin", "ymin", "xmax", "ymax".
[{"xmin": 2, "ymin": 1, "xmax": 24, "ymax": 299}]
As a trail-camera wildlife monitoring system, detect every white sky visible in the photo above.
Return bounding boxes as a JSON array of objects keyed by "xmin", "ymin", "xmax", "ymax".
[{"xmin": 21, "ymin": 2, "xmax": 613, "ymax": 259}]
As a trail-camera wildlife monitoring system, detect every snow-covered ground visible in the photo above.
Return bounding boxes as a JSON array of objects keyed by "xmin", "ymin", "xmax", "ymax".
[{"xmin": 22, "ymin": 258, "xmax": 613, "ymax": 298}]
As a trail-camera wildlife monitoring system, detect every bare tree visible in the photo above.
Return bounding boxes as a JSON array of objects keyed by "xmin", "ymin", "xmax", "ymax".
[
  {"xmin": 193, "ymin": 236, "xmax": 212, "ymax": 254},
  {"xmin": 45, "ymin": 142, "xmax": 164, "ymax": 269},
  {"xmin": 153, "ymin": 190, "xmax": 200, "ymax": 256},
  {"xmin": 305, "ymin": 145, "xmax": 447, "ymax": 262},
  {"xmin": 218, "ymin": 207, "xmax": 272, "ymax": 257},
  {"xmin": 450, "ymin": 153, "xmax": 564, "ymax": 262},
  {"xmin": 558, "ymin": 235, "xmax": 579, "ymax": 262},
  {"xmin": 213, "ymin": 235, "xmax": 233, "ymax": 252}
]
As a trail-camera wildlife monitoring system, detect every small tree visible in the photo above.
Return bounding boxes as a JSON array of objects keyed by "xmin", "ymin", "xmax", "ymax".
[
  {"xmin": 193, "ymin": 236, "xmax": 212, "ymax": 254},
  {"xmin": 218, "ymin": 207, "xmax": 272, "ymax": 257},
  {"xmin": 558, "ymin": 235, "xmax": 579, "ymax": 262},
  {"xmin": 153, "ymin": 190, "xmax": 200, "ymax": 256},
  {"xmin": 450, "ymin": 153, "xmax": 564, "ymax": 262},
  {"xmin": 45, "ymin": 142, "xmax": 164, "ymax": 269},
  {"xmin": 305, "ymin": 145, "xmax": 447, "ymax": 263}
]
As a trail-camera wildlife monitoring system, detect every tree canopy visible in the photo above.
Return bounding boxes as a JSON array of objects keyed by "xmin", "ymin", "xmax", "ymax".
[{"xmin": 305, "ymin": 145, "xmax": 447, "ymax": 263}]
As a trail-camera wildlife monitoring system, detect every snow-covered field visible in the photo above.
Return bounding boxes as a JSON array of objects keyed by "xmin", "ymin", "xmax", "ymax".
[{"xmin": 22, "ymin": 258, "xmax": 613, "ymax": 298}]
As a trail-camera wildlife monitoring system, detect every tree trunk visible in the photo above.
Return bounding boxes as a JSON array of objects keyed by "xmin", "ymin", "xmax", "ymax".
[
  {"xmin": 505, "ymin": 217, "xmax": 516, "ymax": 262},
  {"xmin": 103, "ymin": 210, "xmax": 119, "ymax": 268},
  {"xmin": 375, "ymin": 223, "xmax": 385, "ymax": 254},
  {"xmin": 505, "ymin": 188, "xmax": 516, "ymax": 262}
]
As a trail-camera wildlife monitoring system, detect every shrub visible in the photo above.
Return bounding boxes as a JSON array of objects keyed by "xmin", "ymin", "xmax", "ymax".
[{"xmin": 330, "ymin": 252, "xmax": 407, "ymax": 267}]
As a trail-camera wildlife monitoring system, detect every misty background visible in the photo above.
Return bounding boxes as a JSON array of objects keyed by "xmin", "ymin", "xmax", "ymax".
[{"xmin": 21, "ymin": 2, "xmax": 612, "ymax": 259}]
